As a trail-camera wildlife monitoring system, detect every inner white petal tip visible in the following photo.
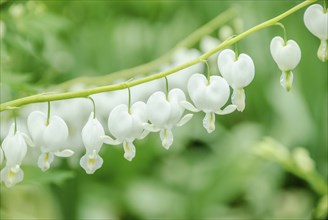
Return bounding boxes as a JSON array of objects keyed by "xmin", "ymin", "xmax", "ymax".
[
  {"xmin": 317, "ymin": 40, "xmax": 328, "ymax": 62},
  {"xmin": 280, "ymin": 71, "xmax": 294, "ymax": 92},
  {"xmin": 180, "ymin": 101, "xmax": 199, "ymax": 112},
  {"xmin": 176, "ymin": 114, "xmax": 193, "ymax": 127},
  {"xmin": 37, "ymin": 152, "xmax": 54, "ymax": 172},
  {"xmin": 232, "ymin": 89, "xmax": 246, "ymax": 112},
  {"xmin": 203, "ymin": 113, "xmax": 216, "ymax": 133},
  {"xmin": 160, "ymin": 129, "xmax": 173, "ymax": 150},
  {"xmin": 0, "ymin": 166, "xmax": 24, "ymax": 187},
  {"xmin": 80, "ymin": 153, "xmax": 103, "ymax": 174},
  {"xmin": 123, "ymin": 141, "xmax": 136, "ymax": 161}
]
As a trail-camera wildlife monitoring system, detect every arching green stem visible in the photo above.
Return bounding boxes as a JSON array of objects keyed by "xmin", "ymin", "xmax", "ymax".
[
  {"xmin": 46, "ymin": 101, "xmax": 51, "ymax": 126},
  {"xmin": 202, "ymin": 60, "xmax": 211, "ymax": 84},
  {"xmin": 88, "ymin": 97, "xmax": 96, "ymax": 119},
  {"xmin": 165, "ymin": 77, "xmax": 169, "ymax": 100},
  {"xmin": 275, "ymin": 22, "xmax": 288, "ymax": 45},
  {"xmin": 234, "ymin": 41, "xmax": 239, "ymax": 60},
  {"xmin": 14, "ymin": 113, "xmax": 17, "ymax": 134},
  {"xmin": 127, "ymin": 87, "xmax": 131, "ymax": 114}
]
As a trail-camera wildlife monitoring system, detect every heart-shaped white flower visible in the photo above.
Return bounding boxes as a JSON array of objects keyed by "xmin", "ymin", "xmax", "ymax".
[
  {"xmin": 270, "ymin": 36, "xmax": 301, "ymax": 91},
  {"xmin": 270, "ymin": 36, "xmax": 301, "ymax": 71},
  {"xmin": 181, "ymin": 73, "xmax": 236, "ymax": 133},
  {"xmin": 217, "ymin": 49, "xmax": 255, "ymax": 111},
  {"xmin": 106, "ymin": 101, "xmax": 148, "ymax": 161},
  {"xmin": 145, "ymin": 88, "xmax": 193, "ymax": 149},
  {"xmin": 27, "ymin": 111, "xmax": 74, "ymax": 171},
  {"xmin": 0, "ymin": 123, "xmax": 34, "ymax": 187},
  {"xmin": 80, "ymin": 112, "xmax": 105, "ymax": 174},
  {"xmin": 304, "ymin": 4, "xmax": 328, "ymax": 62}
]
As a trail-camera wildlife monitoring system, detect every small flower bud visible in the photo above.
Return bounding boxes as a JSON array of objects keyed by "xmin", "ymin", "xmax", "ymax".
[{"xmin": 292, "ymin": 147, "xmax": 314, "ymax": 173}]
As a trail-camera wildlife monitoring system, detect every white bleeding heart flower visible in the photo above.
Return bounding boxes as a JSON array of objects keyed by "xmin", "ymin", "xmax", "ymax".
[
  {"xmin": 80, "ymin": 112, "xmax": 106, "ymax": 174},
  {"xmin": 181, "ymin": 73, "xmax": 236, "ymax": 133},
  {"xmin": 27, "ymin": 111, "xmax": 74, "ymax": 171},
  {"xmin": 217, "ymin": 49, "xmax": 255, "ymax": 111},
  {"xmin": 270, "ymin": 36, "xmax": 301, "ymax": 91},
  {"xmin": 0, "ymin": 123, "xmax": 34, "ymax": 187},
  {"xmin": 105, "ymin": 101, "xmax": 148, "ymax": 161},
  {"xmin": 304, "ymin": 4, "xmax": 328, "ymax": 62},
  {"xmin": 200, "ymin": 36, "xmax": 221, "ymax": 53},
  {"xmin": 145, "ymin": 88, "xmax": 193, "ymax": 149}
]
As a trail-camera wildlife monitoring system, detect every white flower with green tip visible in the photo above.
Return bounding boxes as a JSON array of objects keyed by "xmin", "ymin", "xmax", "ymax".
[
  {"xmin": 144, "ymin": 88, "xmax": 193, "ymax": 149},
  {"xmin": 217, "ymin": 49, "xmax": 255, "ymax": 111},
  {"xmin": 105, "ymin": 101, "xmax": 148, "ymax": 161},
  {"xmin": 0, "ymin": 123, "xmax": 34, "ymax": 187},
  {"xmin": 181, "ymin": 73, "xmax": 236, "ymax": 133},
  {"xmin": 27, "ymin": 111, "xmax": 74, "ymax": 171}
]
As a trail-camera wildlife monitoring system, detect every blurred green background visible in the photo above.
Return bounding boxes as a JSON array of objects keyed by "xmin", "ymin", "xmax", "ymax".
[{"xmin": 0, "ymin": 0, "xmax": 327, "ymax": 219}]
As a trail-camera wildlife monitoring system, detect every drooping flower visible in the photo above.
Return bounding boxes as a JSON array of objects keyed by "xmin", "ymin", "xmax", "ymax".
[
  {"xmin": 304, "ymin": 4, "xmax": 328, "ymax": 62},
  {"xmin": 144, "ymin": 88, "xmax": 193, "ymax": 149},
  {"xmin": 270, "ymin": 36, "xmax": 301, "ymax": 91},
  {"xmin": 0, "ymin": 123, "xmax": 34, "ymax": 187},
  {"xmin": 181, "ymin": 73, "xmax": 236, "ymax": 133},
  {"xmin": 27, "ymin": 111, "xmax": 74, "ymax": 171},
  {"xmin": 80, "ymin": 112, "xmax": 106, "ymax": 174},
  {"xmin": 217, "ymin": 49, "xmax": 255, "ymax": 111},
  {"xmin": 105, "ymin": 101, "xmax": 148, "ymax": 161}
]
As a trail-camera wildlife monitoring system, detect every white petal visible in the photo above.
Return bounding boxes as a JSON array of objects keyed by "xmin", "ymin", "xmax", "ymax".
[
  {"xmin": 231, "ymin": 53, "xmax": 255, "ymax": 88},
  {"xmin": 143, "ymin": 123, "xmax": 161, "ymax": 132},
  {"xmin": 176, "ymin": 114, "xmax": 193, "ymax": 127},
  {"xmin": 7, "ymin": 123, "xmax": 15, "ymax": 137},
  {"xmin": 123, "ymin": 141, "xmax": 136, "ymax": 161},
  {"xmin": 180, "ymin": 101, "xmax": 200, "ymax": 112},
  {"xmin": 166, "ymin": 89, "xmax": 186, "ymax": 127},
  {"xmin": 160, "ymin": 129, "xmax": 174, "ymax": 150},
  {"xmin": 218, "ymin": 49, "xmax": 235, "ymax": 84},
  {"xmin": 0, "ymin": 165, "xmax": 24, "ymax": 188},
  {"xmin": 168, "ymin": 88, "xmax": 186, "ymax": 103},
  {"xmin": 55, "ymin": 149, "xmax": 74, "ymax": 157},
  {"xmin": 138, "ymin": 130, "xmax": 150, "ymax": 140},
  {"xmin": 218, "ymin": 49, "xmax": 255, "ymax": 89},
  {"xmin": 43, "ymin": 115, "xmax": 69, "ymax": 152},
  {"xmin": 2, "ymin": 132, "xmax": 27, "ymax": 167},
  {"xmin": 80, "ymin": 150, "xmax": 103, "ymax": 174},
  {"xmin": 200, "ymin": 35, "xmax": 221, "ymax": 53},
  {"xmin": 101, "ymin": 135, "xmax": 121, "ymax": 145},
  {"xmin": 27, "ymin": 111, "xmax": 47, "ymax": 146},
  {"xmin": 187, "ymin": 74, "xmax": 209, "ymax": 110},
  {"xmin": 187, "ymin": 74, "xmax": 231, "ymax": 112},
  {"xmin": 304, "ymin": 4, "xmax": 328, "ymax": 40},
  {"xmin": 216, "ymin": 104, "xmax": 237, "ymax": 115},
  {"xmin": 37, "ymin": 152, "xmax": 54, "ymax": 172},
  {"xmin": 317, "ymin": 40, "xmax": 328, "ymax": 62},
  {"xmin": 21, "ymin": 132, "xmax": 35, "ymax": 147},
  {"xmin": 130, "ymin": 101, "xmax": 148, "ymax": 123},
  {"xmin": 280, "ymin": 71, "xmax": 294, "ymax": 92},
  {"xmin": 203, "ymin": 112, "xmax": 216, "ymax": 133},
  {"xmin": 146, "ymin": 91, "xmax": 171, "ymax": 128},
  {"xmin": 82, "ymin": 113, "xmax": 105, "ymax": 152},
  {"xmin": 270, "ymin": 36, "xmax": 301, "ymax": 71},
  {"xmin": 231, "ymin": 89, "xmax": 246, "ymax": 112},
  {"xmin": 108, "ymin": 104, "xmax": 133, "ymax": 141}
]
